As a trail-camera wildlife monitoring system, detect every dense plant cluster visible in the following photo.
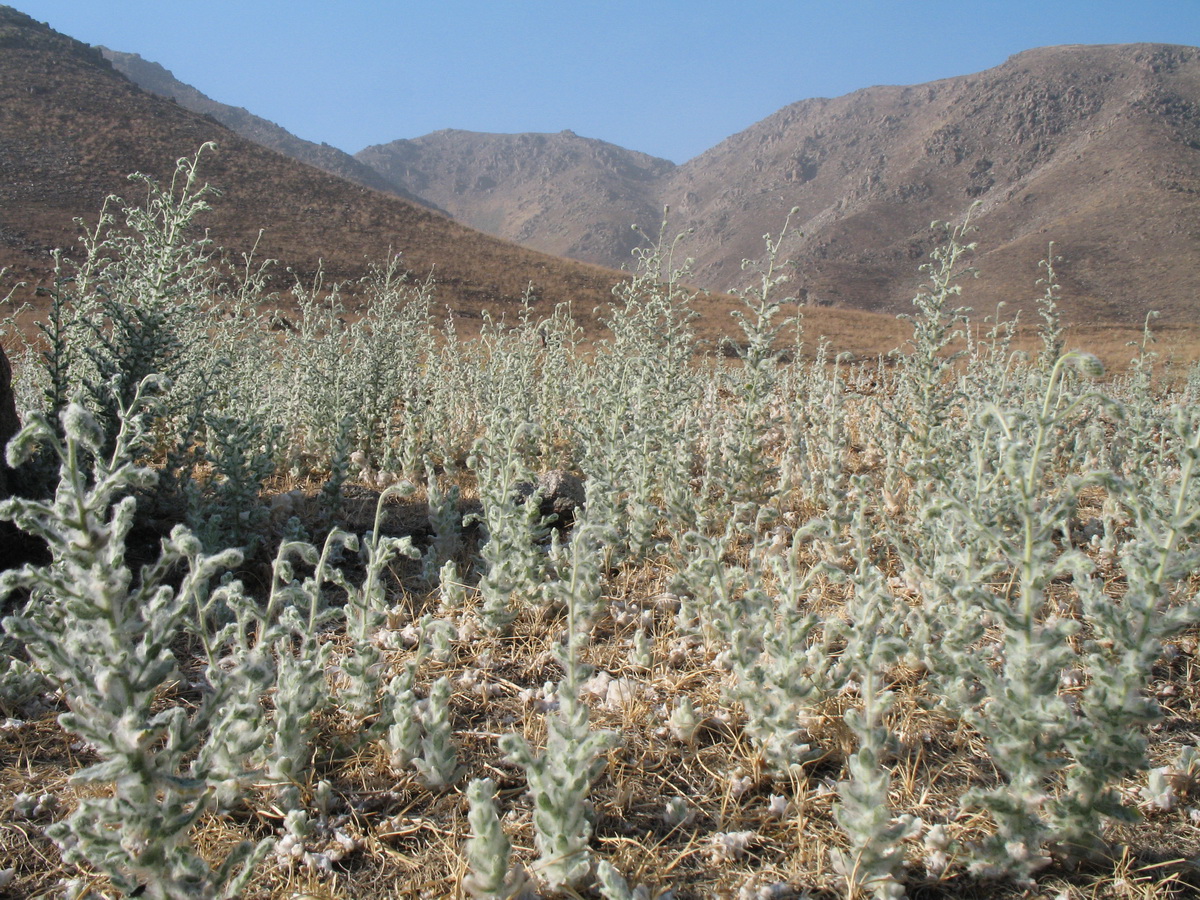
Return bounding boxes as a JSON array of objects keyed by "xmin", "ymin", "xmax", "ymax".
[{"xmin": 1, "ymin": 149, "xmax": 1199, "ymax": 899}]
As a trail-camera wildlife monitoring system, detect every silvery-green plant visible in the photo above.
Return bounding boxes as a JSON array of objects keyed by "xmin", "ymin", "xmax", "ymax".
[
  {"xmin": 66, "ymin": 148, "xmax": 226, "ymax": 468},
  {"xmin": 462, "ymin": 777, "xmax": 531, "ymax": 899},
  {"xmin": 499, "ymin": 515, "xmax": 617, "ymax": 891},
  {"xmin": 785, "ymin": 347, "xmax": 857, "ymax": 564},
  {"xmin": 265, "ymin": 530, "xmax": 354, "ymax": 799},
  {"xmin": 893, "ymin": 212, "xmax": 977, "ymax": 480},
  {"xmin": 24, "ymin": 258, "xmax": 82, "ymax": 461},
  {"xmin": 437, "ymin": 559, "xmax": 467, "ymax": 614},
  {"xmin": 959, "ymin": 299, "xmax": 1023, "ymax": 417},
  {"xmin": 329, "ymin": 484, "xmax": 418, "ymax": 721},
  {"xmin": 629, "ymin": 626, "xmax": 654, "ymax": 671},
  {"xmin": 421, "ymin": 458, "xmax": 462, "ymax": 585},
  {"xmin": 185, "ymin": 406, "xmax": 279, "ymax": 555},
  {"xmin": 344, "ymin": 257, "xmax": 438, "ymax": 475},
  {"xmin": 277, "ymin": 271, "xmax": 351, "ymax": 469},
  {"xmin": 900, "ymin": 351, "xmax": 1119, "ymax": 879},
  {"xmin": 0, "ymin": 390, "xmax": 270, "ymax": 899},
  {"xmin": 500, "ymin": 682, "xmax": 615, "ymax": 890},
  {"xmin": 1054, "ymin": 403, "xmax": 1200, "ymax": 850},
  {"xmin": 542, "ymin": 517, "xmax": 610, "ymax": 632},
  {"xmin": 382, "ymin": 615, "xmax": 458, "ymax": 787},
  {"xmin": 384, "ymin": 658, "xmax": 424, "ymax": 771},
  {"xmin": 578, "ymin": 217, "xmax": 702, "ymax": 557},
  {"xmin": 680, "ymin": 522, "xmax": 832, "ymax": 776},
  {"xmin": 596, "ymin": 860, "xmax": 651, "ymax": 900},
  {"xmin": 316, "ymin": 414, "xmax": 354, "ymax": 530},
  {"xmin": 1035, "ymin": 244, "xmax": 1065, "ymax": 375},
  {"xmin": 706, "ymin": 211, "xmax": 798, "ymax": 513},
  {"xmin": 469, "ymin": 422, "xmax": 551, "ymax": 631},
  {"xmin": 187, "ymin": 572, "xmax": 279, "ymax": 813},
  {"xmin": 410, "ymin": 675, "xmax": 461, "ymax": 789},
  {"xmin": 422, "ymin": 313, "xmax": 484, "ymax": 466},
  {"xmin": 830, "ymin": 497, "xmax": 922, "ymax": 899},
  {"xmin": 0, "ymin": 639, "xmax": 43, "ymax": 710},
  {"xmin": 575, "ymin": 378, "xmax": 668, "ymax": 562}
]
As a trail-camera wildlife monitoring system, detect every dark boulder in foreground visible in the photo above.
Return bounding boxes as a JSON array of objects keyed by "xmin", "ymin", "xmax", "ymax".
[
  {"xmin": 0, "ymin": 345, "xmax": 48, "ymax": 573},
  {"xmin": 0, "ymin": 344, "xmax": 18, "ymax": 499}
]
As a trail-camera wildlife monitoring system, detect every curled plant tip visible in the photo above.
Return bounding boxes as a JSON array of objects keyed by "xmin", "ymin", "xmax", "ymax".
[
  {"xmin": 922, "ymin": 823, "xmax": 952, "ymax": 877},
  {"xmin": 709, "ymin": 830, "xmax": 756, "ymax": 863},
  {"xmin": 667, "ymin": 697, "xmax": 700, "ymax": 743},
  {"xmin": 412, "ymin": 676, "xmax": 462, "ymax": 788},
  {"xmin": 662, "ymin": 795, "xmax": 692, "ymax": 827},
  {"xmin": 61, "ymin": 402, "xmax": 103, "ymax": 452},
  {"xmin": 500, "ymin": 686, "xmax": 616, "ymax": 891},
  {"xmin": 767, "ymin": 794, "xmax": 791, "ymax": 819},
  {"xmin": 384, "ymin": 671, "xmax": 422, "ymax": 770},
  {"xmin": 138, "ymin": 372, "xmax": 173, "ymax": 395},
  {"xmin": 438, "ymin": 559, "xmax": 466, "ymax": 611},
  {"xmin": 1142, "ymin": 766, "xmax": 1179, "ymax": 811},
  {"xmin": 1069, "ymin": 351, "xmax": 1105, "ymax": 379},
  {"xmin": 4, "ymin": 418, "xmax": 45, "ymax": 469},
  {"xmin": 737, "ymin": 877, "xmax": 798, "ymax": 900}
]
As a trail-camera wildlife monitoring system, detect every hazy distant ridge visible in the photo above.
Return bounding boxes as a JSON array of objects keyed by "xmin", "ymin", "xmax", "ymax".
[{"xmin": 356, "ymin": 129, "xmax": 676, "ymax": 267}]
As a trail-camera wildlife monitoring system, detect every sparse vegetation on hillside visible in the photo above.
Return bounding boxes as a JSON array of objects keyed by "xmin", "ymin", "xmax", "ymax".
[{"xmin": 1, "ymin": 150, "xmax": 1200, "ymax": 900}]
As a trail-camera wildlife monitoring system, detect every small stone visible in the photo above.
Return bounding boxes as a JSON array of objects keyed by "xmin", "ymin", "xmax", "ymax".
[{"xmin": 516, "ymin": 470, "xmax": 586, "ymax": 524}]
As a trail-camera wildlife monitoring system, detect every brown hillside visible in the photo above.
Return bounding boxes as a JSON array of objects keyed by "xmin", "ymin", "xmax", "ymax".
[
  {"xmin": 0, "ymin": 7, "xmax": 624, "ymax": 328},
  {"xmin": 664, "ymin": 43, "xmax": 1200, "ymax": 325},
  {"xmin": 356, "ymin": 45, "xmax": 1200, "ymax": 327},
  {"xmin": 356, "ymin": 129, "xmax": 675, "ymax": 269}
]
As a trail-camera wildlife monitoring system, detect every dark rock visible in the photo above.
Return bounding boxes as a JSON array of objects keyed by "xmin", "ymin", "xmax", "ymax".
[
  {"xmin": 0, "ymin": 344, "xmax": 47, "ymax": 572},
  {"xmin": 517, "ymin": 470, "xmax": 586, "ymax": 525},
  {"xmin": 0, "ymin": 344, "xmax": 20, "ymax": 500}
]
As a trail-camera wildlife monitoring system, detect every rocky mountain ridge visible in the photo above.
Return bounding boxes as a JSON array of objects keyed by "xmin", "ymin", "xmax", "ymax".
[
  {"xmin": 5, "ymin": 3, "xmax": 1199, "ymax": 328},
  {"xmin": 356, "ymin": 43, "xmax": 1200, "ymax": 325},
  {"xmin": 356, "ymin": 129, "xmax": 675, "ymax": 267}
]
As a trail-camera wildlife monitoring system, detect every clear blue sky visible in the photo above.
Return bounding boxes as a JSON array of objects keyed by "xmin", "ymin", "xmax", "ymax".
[{"xmin": 12, "ymin": 1, "xmax": 1200, "ymax": 163}]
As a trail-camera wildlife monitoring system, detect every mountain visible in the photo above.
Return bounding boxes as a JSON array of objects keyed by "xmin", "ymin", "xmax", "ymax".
[
  {"xmin": 97, "ymin": 46, "xmax": 438, "ymax": 211},
  {"xmin": 662, "ymin": 43, "xmax": 1200, "ymax": 324},
  {"xmin": 0, "ymin": 6, "xmax": 624, "ymax": 330},
  {"xmin": 356, "ymin": 45, "xmax": 1200, "ymax": 326},
  {"xmin": 356, "ymin": 129, "xmax": 675, "ymax": 268}
]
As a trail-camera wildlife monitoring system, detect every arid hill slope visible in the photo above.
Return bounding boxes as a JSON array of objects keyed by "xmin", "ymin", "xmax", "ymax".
[
  {"xmin": 662, "ymin": 43, "xmax": 1200, "ymax": 324},
  {"xmin": 0, "ymin": 6, "xmax": 623, "ymax": 326},
  {"xmin": 357, "ymin": 129, "xmax": 675, "ymax": 268},
  {"xmin": 356, "ymin": 45, "xmax": 1200, "ymax": 326}
]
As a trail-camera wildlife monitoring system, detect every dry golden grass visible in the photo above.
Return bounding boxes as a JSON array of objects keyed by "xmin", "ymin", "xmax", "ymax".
[{"xmin": 3, "ymin": 458, "xmax": 1200, "ymax": 900}]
